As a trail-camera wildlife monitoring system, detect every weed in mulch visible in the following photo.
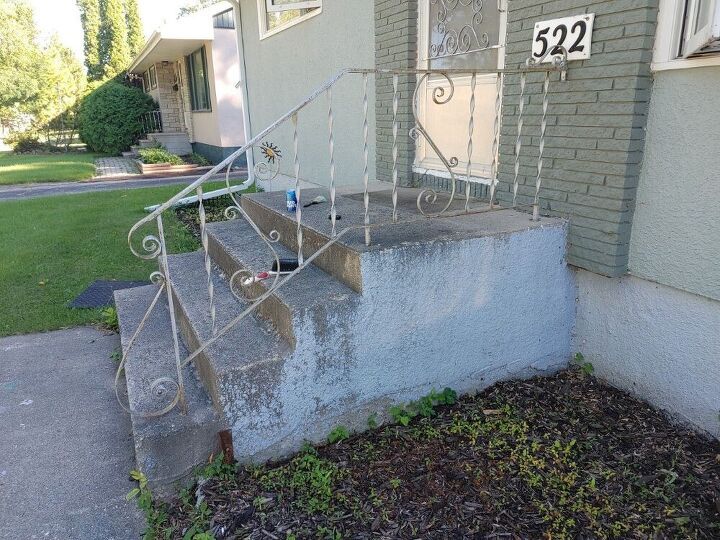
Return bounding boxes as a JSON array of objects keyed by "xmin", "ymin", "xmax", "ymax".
[
  {"xmin": 174, "ymin": 194, "xmax": 237, "ymax": 240},
  {"xmin": 133, "ymin": 369, "xmax": 720, "ymax": 539}
]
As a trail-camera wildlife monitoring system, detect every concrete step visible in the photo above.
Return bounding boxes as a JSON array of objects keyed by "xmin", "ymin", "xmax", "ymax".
[
  {"xmin": 138, "ymin": 139, "xmax": 156, "ymax": 148},
  {"xmin": 130, "ymin": 145, "xmax": 141, "ymax": 153},
  {"xmin": 114, "ymin": 284, "xmax": 224, "ymax": 498},
  {"xmin": 148, "ymin": 132, "xmax": 193, "ymax": 156},
  {"xmin": 122, "ymin": 151, "xmax": 137, "ymax": 158},
  {"xmin": 165, "ymin": 251, "xmax": 291, "ymax": 419},
  {"xmin": 206, "ymin": 216, "xmax": 359, "ymax": 348},
  {"xmin": 241, "ymin": 187, "xmax": 555, "ymax": 293}
]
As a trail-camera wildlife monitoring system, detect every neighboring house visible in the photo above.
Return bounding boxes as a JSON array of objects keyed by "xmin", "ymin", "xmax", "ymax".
[
  {"xmin": 228, "ymin": 0, "xmax": 719, "ymax": 436},
  {"xmin": 128, "ymin": 2, "xmax": 247, "ymax": 164}
]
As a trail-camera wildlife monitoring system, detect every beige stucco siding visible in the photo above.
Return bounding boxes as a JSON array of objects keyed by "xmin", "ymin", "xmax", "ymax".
[
  {"xmin": 239, "ymin": 0, "xmax": 375, "ymax": 187},
  {"xmin": 628, "ymin": 67, "xmax": 720, "ymax": 301}
]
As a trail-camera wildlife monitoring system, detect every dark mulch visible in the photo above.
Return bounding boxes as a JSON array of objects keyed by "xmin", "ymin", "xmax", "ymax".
[
  {"xmin": 146, "ymin": 369, "xmax": 720, "ymax": 539},
  {"xmin": 175, "ymin": 194, "xmax": 235, "ymax": 239}
]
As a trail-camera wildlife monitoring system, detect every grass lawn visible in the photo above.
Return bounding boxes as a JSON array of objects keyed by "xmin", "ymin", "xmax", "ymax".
[
  {"xmin": 0, "ymin": 181, "xmax": 238, "ymax": 337},
  {"xmin": 0, "ymin": 151, "xmax": 102, "ymax": 185}
]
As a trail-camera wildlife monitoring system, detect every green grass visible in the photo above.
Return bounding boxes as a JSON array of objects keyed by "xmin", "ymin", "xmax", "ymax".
[
  {"xmin": 0, "ymin": 152, "xmax": 102, "ymax": 185},
  {"xmin": 0, "ymin": 181, "xmax": 236, "ymax": 337}
]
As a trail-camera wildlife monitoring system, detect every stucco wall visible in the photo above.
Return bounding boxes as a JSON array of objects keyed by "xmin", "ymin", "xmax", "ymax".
[
  {"xmin": 239, "ymin": 0, "xmax": 375, "ymax": 188},
  {"xmin": 574, "ymin": 269, "xmax": 720, "ymax": 438},
  {"xmin": 628, "ymin": 67, "xmax": 720, "ymax": 301}
]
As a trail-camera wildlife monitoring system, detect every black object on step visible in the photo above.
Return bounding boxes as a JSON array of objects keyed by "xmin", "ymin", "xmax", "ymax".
[
  {"xmin": 328, "ymin": 214, "xmax": 342, "ymax": 220},
  {"xmin": 271, "ymin": 259, "xmax": 299, "ymax": 272},
  {"xmin": 69, "ymin": 280, "xmax": 149, "ymax": 308}
]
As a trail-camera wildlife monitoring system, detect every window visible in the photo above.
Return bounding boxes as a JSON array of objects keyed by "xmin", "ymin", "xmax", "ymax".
[
  {"xmin": 213, "ymin": 8, "xmax": 235, "ymax": 29},
  {"xmin": 148, "ymin": 65, "xmax": 157, "ymax": 89},
  {"xmin": 654, "ymin": 0, "xmax": 720, "ymax": 70},
  {"xmin": 679, "ymin": 0, "xmax": 720, "ymax": 56},
  {"xmin": 186, "ymin": 47, "xmax": 211, "ymax": 111},
  {"xmin": 142, "ymin": 71, "xmax": 150, "ymax": 92},
  {"xmin": 257, "ymin": 0, "xmax": 322, "ymax": 38}
]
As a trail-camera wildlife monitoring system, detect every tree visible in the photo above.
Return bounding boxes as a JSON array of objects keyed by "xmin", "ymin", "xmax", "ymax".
[
  {"xmin": 77, "ymin": 0, "xmax": 103, "ymax": 80},
  {"xmin": 99, "ymin": 0, "xmax": 130, "ymax": 79},
  {"xmin": 0, "ymin": 0, "xmax": 42, "ymax": 119},
  {"xmin": 125, "ymin": 0, "xmax": 143, "ymax": 56},
  {"xmin": 178, "ymin": 0, "xmax": 220, "ymax": 18}
]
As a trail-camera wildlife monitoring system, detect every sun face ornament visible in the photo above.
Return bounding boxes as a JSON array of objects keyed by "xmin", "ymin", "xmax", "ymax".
[{"xmin": 255, "ymin": 142, "xmax": 282, "ymax": 181}]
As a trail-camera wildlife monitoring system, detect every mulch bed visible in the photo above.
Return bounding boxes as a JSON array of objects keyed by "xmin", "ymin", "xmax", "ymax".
[
  {"xmin": 174, "ymin": 194, "xmax": 235, "ymax": 239},
  {"xmin": 145, "ymin": 370, "xmax": 720, "ymax": 539}
]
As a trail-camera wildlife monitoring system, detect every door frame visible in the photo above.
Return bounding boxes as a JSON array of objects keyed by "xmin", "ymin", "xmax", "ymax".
[{"xmin": 414, "ymin": 0, "xmax": 508, "ymax": 184}]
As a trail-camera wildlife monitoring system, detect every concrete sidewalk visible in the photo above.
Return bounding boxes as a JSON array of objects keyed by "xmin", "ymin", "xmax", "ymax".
[
  {"xmin": 0, "ymin": 327, "xmax": 144, "ymax": 539},
  {"xmin": 0, "ymin": 171, "xmax": 248, "ymax": 201}
]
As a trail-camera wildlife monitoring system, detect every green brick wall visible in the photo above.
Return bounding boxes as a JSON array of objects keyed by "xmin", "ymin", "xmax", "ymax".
[
  {"xmin": 374, "ymin": 0, "xmax": 417, "ymax": 185},
  {"xmin": 496, "ymin": 0, "xmax": 658, "ymax": 276},
  {"xmin": 373, "ymin": 0, "xmax": 658, "ymax": 277}
]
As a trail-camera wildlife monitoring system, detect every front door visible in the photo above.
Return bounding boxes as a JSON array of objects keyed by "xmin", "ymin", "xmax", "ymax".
[{"xmin": 416, "ymin": 0, "xmax": 507, "ymax": 184}]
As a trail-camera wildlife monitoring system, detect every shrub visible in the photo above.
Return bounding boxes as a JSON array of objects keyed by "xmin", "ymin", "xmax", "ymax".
[
  {"xmin": 78, "ymin": 80, "xmax": 155, "ymax": 155},
  {"xmin": 10, "ymin": 134, "xmax": 60, "ymax": 154},
  {"xmin": 186, "ymin": 152, "xmax": 210, "ymax": 166},
  {"xmin": 138, "ymin": 147, "xmax": 184, "ymax": 165}
]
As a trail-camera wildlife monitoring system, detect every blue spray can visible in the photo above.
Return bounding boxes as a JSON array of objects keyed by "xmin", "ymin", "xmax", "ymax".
[{"xmin": 286, "ymin": 189, "xmax": 297, "ymax": 212}]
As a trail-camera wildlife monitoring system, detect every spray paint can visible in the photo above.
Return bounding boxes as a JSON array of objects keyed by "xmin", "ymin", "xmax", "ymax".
[{"xmin": 286, "ymin": 189, "xmax": 297, "ymax": 212}]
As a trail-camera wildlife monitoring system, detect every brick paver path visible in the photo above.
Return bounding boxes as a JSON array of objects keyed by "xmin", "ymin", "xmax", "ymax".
[{"xmin": 95, "ymin": 157, "xmax": 140, "ymax": 177}]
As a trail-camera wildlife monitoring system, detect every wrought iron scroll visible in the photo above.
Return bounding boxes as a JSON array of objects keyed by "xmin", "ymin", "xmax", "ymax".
[{"xmin": 429, "ymin": 0, "xmax": 495, "ymax": 60}]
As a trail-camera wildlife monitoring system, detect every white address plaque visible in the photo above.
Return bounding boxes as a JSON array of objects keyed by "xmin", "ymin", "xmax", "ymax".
[{"xmin": 532, "ymin": 13, "xmax": 595, "ymax": 62}]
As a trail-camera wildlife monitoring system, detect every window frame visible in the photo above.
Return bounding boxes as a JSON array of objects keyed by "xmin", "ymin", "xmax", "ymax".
[
  {"xmin": 213, "ymin": 8, "xmax": 235, "ymax": 29},
  {"xmin": 653, "ymin": 0, "xmax": 720, "ymax": 71},
  {"xmin": 148, "ymin": 65, "xmax": 158, "ymax": 90},
  {"xmin": 257, "ymin": 0, "xmax": 322, "ymax": 40},
  {"xmin": 186, "ymin": 46, "xmax": 212, "ymax": 112}
]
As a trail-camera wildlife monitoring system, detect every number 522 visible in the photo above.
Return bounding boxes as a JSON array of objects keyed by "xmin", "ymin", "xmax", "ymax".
[{"xmin": 532, "ymin": 14, "xmax": 594, "ymax": 62}]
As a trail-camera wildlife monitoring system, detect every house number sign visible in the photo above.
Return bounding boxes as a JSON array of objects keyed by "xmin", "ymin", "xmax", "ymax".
[{"xmin": 532, "ymin": 14, "xmax": 595, "ymax": 62}]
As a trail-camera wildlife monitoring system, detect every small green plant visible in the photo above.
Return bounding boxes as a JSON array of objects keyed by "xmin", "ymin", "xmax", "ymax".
[
  {"xmin": 110, "ymin": 348, "xmax": 122, "ymax": 363},
  {"xmin": 186, "ymin": 152, "xmax": 210, "ymax": 166},
  {"xmin": 199, "ymin": 452, "xmax": 237, "ymax": 481},
  {"xmin": 389, "ymin": 388, "xmax": 458, "ymax": 426},
  {"xmin": 327, "ymin": 425, "xmax": 350, "ymax": 444},
  {"xmin": 573, "ymin": 352, "xmax": 594, "ymax": 375},
  {"xmin": 389, "ymin": 477, "xmax": 402, "ymax": 489},
  {"xmin": 138, "ymin": 147, "xmax": 184, "ymax": 165},
  {"xmin": 100, "ymin": 306, "xmax": 119, "ymax": 332},
  {"xmin": 127, "ymin": 469, "xmax": 172, "ymax": 537},
  {"xmin": 367, "ymin": 412, "xmax": 378, "ymax": 429}
]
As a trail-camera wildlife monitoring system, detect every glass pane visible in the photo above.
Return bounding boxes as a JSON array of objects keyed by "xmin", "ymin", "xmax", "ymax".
[
  {"xmin": 190, "ymin": 49, "xmax": 209, "ymax": 110},
  {"xmin": 428, "ymin": 0, "xmax": 501, "ymax": 67},
  {"xmin": 267, "ymin": 8, "xmax": 311, "ymax": 30}
]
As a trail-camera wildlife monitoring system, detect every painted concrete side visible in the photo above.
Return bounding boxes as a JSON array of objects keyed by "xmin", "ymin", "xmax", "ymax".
[
  {"xmin": 629, "ymin": 67, "xmax": 720, "ymax": 301},
  {"xmin": 223, "ymin": 224, "xmax": 576, "ymax": 460},
  {"xmin": 574, "ymin": 269, "xmax": 720, "ymax": 438},
  {"xmin": 239, "ymin": 0, "xmax": 376, "ymax": 188}
]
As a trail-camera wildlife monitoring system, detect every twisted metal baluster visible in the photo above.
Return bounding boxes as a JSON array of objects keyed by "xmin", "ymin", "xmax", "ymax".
[
  {"xmin": 488, "ymin": 73, "xmax": 503, "ymax": 209},
  {"xmin": 362, "ymin": 73, "xmax": 371, "ymax": 246},
  {"xmin": 513, "ymin": 72, "xmax": 526, "ymax": 208},
  {"xmin": 327, "ymin": 87, "xmax": 337, "ymax": 237},
  {"xmin": 156, "ymin": 215, "xmax": 186, "ymax": 414},
  {"xmin": 196, "ymin": 186, "xmax": 216, "ymax": 335},
  {"xmin": 534, "ymin": 71, "xmax": 550, "ymax": 221},
  {"xmin": 391, "ymin": 74, "xmax": 399, "ymax": 223},
  {"xmin": 292, "ymin": 113, "xmax": 303, "ymax": 264},
  {"xmin": 465, "ymin": 72, "xmax": 477, "ymax": 212}
]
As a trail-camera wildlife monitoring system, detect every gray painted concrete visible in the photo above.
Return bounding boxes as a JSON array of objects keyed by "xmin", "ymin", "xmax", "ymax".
[
  {"xmin": 0, "ymin": 171, "xmax": 247, "ymax": 201},
  {"xmin": 629, "ymin": 67, "xmax": 720, "ymax": 302},
  {"xmin": 0, "ymin": 327, "xmax": 144, "ymax": 539},
  {"xmin": 574, "ymin": 269, "xmax": 720, "ymax": 439}
]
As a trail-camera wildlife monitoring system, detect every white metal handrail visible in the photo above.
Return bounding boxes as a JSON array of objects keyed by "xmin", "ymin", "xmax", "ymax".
[{"xmin": 117, "ymin": 51, "xmax": 568, "ymax": 418}]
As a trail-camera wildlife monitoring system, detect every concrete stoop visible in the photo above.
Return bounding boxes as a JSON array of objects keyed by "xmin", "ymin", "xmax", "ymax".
[{"xmin": 115, "ymin": 187, "xmax": 576, "ymax": 495}]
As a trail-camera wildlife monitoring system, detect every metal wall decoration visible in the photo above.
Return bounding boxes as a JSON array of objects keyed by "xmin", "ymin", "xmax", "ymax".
[{"xmin": 429, "ymin": 0, "xmax": 496, "ymax": 59}]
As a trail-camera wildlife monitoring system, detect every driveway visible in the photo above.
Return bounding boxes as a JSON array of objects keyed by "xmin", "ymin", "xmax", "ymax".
[
  {"xmin": 0, "ymin": 171, "xmax": 248, "ymax": 201},
  {"xmin": 0, "ymin": 327, "xmax": 144, "ymax": 539}
]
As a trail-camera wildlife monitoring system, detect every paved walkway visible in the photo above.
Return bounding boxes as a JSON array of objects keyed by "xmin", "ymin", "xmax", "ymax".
[
  {"xmin": 0, "ymin": 327, "xmax": 144, "ymax": 539},
  {"xmin": 95, "ymin": 157, "xmax": 140, "ymax": 177},
  {"xmin": 0, "ymin": 171, "xmax": 248, "ymax": 201}
]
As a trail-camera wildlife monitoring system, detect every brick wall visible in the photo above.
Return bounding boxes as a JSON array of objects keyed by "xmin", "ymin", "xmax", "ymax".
[
  {"xmin": 496, "ymin": 0, "xmax": 658, "ymax": 276},
  {"xmin": 374, "ymin": 0, "xmax": 417, "ymax": 185},
  {"xmin": 154, "ymin": 62, "xmax": 184, "ymax": 133}
]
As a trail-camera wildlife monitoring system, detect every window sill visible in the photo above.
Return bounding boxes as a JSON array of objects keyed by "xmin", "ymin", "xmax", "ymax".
[
  {"xmin": 191, "ymin": 109, "xmax": 213, "ymax": 113},
  {"xmin": 259, "ymin": 7, "xmax": 322, "ymax": 41},
  {"xmin": 652, "ymin": 55, "xmax": 720, "ymax": 72}
]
